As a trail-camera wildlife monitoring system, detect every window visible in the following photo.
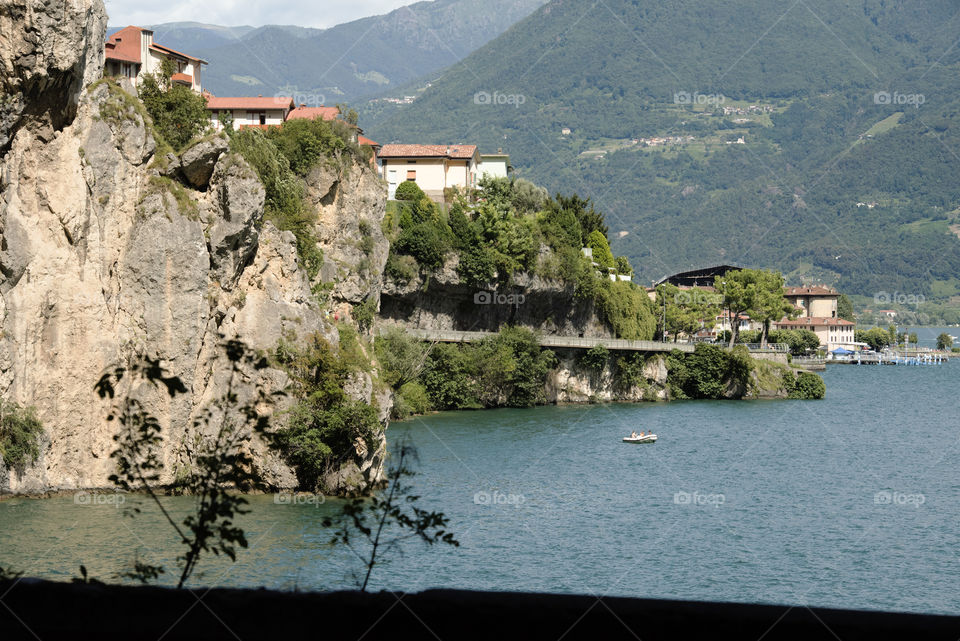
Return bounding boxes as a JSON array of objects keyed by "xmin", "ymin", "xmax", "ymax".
[{"xmin": 407, "ymin": 170, "xmax": 417, "ymax": 181}]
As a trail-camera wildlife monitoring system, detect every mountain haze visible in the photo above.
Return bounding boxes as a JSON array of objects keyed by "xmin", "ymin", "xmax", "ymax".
[
  {"xmin": 368, "ymin": 0, "xmax": 960, "ymax": 301},
  {"xmin": 120, "ymin": 0, "xmax": 548, "ymax": 102}
]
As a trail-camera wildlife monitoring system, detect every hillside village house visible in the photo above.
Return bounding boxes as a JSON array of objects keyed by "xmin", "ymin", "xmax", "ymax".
[
  {"xmin": 478, "ymin": 151, "xmax": 511, "ymax": 179},
  {"xmin": 105, "ymin": 26, "xmax": 206, "ymax": 93},
  {"xmin": 776, "ymin": 284, "xmax": 854, "ymax": 350},
  {"xmin": 784, "ymin": 285, "xmax": 839, "ymax": 318},
  {"xmin": 378, "ymin": 144, "xmax": 481, "ymax": 201},
  {"xmin": 775, "ymin": 316, "xmax": 855, "ymax": 351},
  {"xmin": 207, "ymin": 96, "xmax": 296, "ymax": 131}
]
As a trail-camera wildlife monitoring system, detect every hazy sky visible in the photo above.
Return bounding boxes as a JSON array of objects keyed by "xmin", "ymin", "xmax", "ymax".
[{"xmin": 103, "ymin": 0, "xmax": 420, "ymax": 29}]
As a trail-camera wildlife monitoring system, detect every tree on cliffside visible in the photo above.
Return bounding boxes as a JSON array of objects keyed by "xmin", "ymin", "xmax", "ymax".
[
  {"xmin": 749, "ymin": 271, "xmax": 797, "ymax": 347},
  {"xmin": 139, "ymin": 59, "xmax": 209, "ymax": 151}
]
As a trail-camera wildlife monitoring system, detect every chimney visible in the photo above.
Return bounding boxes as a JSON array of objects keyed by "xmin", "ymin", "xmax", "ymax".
[
  {"xmin": 258, "ymin": 94, "xmax": 263, "ymax": 97},
  {"xmin": 300, "ymin": 103, "xmax": 306, "ymax": 107}
]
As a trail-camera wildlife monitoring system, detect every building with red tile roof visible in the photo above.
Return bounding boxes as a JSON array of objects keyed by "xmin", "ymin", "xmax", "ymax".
[
  {"xmin": 286, "ymin": 106, "xmax": 342, "ymax": 122},
  {"xmin": 104, "ymin": 26, "xmax": 206, "ymax": 93},
  {"xmin": 205, "ymin": 96, "xmax": 295, "ymax": 131},
  {"xmin": 775, "ymin": 316, "xmax": 855, "ymax": 350},
  {"xmin": 783, "ymin": 285, "xmax": 840, "ymax": 318},
  {"xmin": 377, "ymin": 144, "xmax": 481, "ymax": 202}
]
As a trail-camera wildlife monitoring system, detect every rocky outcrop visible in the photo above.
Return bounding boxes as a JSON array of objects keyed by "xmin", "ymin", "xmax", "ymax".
[
  {"xmin": 546, "ymin": 351, "xmax": 669, "ymax": 403},
  {"xmin": 180, "ymin": 135, "xmax": 230, "ymax": 188},
  {"xmin": 0, "ymin": 1, "xmax": 390, "ymax": 495},
  {"xmin": 0, "ymin": 0, "xmax": 106, "ymax": 153},
  {"xmin": 380, "ymin": 261, "xmax": 613, "ymax": 337},
  {"xmin": 308, "ymin": 162, "xmax": 389, "ymax": 317},
  {"xmin": 206, "ymin": 155, "xmax": 265, "ymax": 288}
]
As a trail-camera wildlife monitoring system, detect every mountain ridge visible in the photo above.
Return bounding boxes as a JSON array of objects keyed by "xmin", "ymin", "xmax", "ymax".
[{"xmin": 366, "ymin": 0, "xmax": 960, "ymax": 301}]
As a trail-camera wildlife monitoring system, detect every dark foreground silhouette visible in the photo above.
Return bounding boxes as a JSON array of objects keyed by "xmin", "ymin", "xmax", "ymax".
[{"xmin": 1, "ymin": 579, "xmax": 957, "ymax": 640}]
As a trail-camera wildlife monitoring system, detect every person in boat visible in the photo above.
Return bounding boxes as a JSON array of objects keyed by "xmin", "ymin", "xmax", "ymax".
[
  {"xmin": 630, "ymin": 431, "xmax": 638, "ymax": 438},
  {"xmin": 639, "ymin": 431, "xmax": 645, "ymax": 437}
]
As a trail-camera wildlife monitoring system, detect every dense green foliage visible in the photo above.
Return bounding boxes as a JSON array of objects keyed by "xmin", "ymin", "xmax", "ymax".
[
  {"xmin": 937, "ymin": 333, "xmax": 954, "ymax": 351},
  {"xmin": 579, "ymin": 345, "xmax": 610, "ymax": 372},
  {"xmin": 855, "ymin": 327, "xmax": 893, "ymax": 352},
  {"xmin": 666, "ymin": 344, "xmax": 752, "ymax": 400},
  {"xmin": 788, "ymin": 372, "xmax": 827, "ymax": 400},
  {"xmin": 378, "ymin": 326, "xmax": 556, "ymax": 411},
  {"xmin": 394, "ymin": 180, "xmax": 425, "ymax": 201},
  {"xmin": 369, "ymin": 0, "xmax": 960, "ymax": 306},
  {"xmin": 229, "ymin": 129, "xmax": 323, "ymax": 278},
  {"xmin": 266, "ymin": 116, "xmax": 358, "ymax": 175},
  {"xmin": 837, "ymin": 295, "xmax": 855, "ymax": 322},
  {"xmin": 385, "ymin": 176, "xmax": 657, "ymax": 339},
  {"xmin": 273, "ymin": 334, "xmax": 381, "ymax": 492},
  {"xmin": 0, "ymin": 400, "xmax": 44, "ymax": 475},
  {"xmin": 138, "ymin": 61, "xmax": 209, "ymax": 151}
]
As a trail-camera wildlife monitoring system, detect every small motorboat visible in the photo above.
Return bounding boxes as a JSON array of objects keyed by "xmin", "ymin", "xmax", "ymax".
[{"xmin": 623, "ymin": 433, "xmax": 657, "ymax": 444}]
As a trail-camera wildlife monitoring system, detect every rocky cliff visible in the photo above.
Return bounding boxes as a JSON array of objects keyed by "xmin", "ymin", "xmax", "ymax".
[
  {"xmin": 0, "ymin": 1, "xmax": 391, "ymax": 495},
  {"xmin": 380, "ymin": 260, "xmax": 613, "ymax": 337}
]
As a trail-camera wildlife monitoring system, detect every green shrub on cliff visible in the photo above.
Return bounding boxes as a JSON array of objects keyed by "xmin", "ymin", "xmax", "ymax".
[
  {"xmin": 788, "ymin": 371, "xmax": 826, "ymax": 399},
  {"xmin": 666, "ymin": 344, "xmax": 752, "ymax": 400},
  {"xmin": 0, "ymin": 400, "xmax": 44, "ymax": 475},
  {"xmin": 266, "ymin": 116, "xmax": 355, "ymax": 175},
  {"xmin": 230, "ymin": 129, "xmax": 323, "ymax": 279},
  {"xmin": 580, "ymin": 345, "xmax": 610, "ymax": 372},
  {"xmin": 138, "ymin": 60, "xmax": 209, "ymax": 151},
  {"xmin": 418, "ymin": 327, "xmax": 556, "ymax": 410},
  {"xmin": 273, "ymin": 334, "xmax": 381, "ymax": 492}
]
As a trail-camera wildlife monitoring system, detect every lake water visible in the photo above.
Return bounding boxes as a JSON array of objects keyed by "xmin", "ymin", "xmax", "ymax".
[{"xmin": 1, "ymin": 360, "xmax": 958, "ymax": 614}]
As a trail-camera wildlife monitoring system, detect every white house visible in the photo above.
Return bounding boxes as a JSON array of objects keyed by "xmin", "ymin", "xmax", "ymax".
[
  {"xmin": 478, "ymin": 151, "xmax": 510, "ymax": 180},
  {"xmin": 104, "ymin": 26, "xmax": 206, "ymax": 93},
  {"xmin": 775, "ymin": 316, "xmax": 855, "ymax": 351},
  {"xmin": 378, "ymin": 144, "xmax": 480, "ymax": 202},
  {"xmin": 206, "ymin": 96, "xmax": 295, "ymax": 131}
]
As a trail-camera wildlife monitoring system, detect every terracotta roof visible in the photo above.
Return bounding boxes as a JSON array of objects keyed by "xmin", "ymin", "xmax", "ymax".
[
  {"xmin": 105, "ymin": 26, "xmax": 207, "ymax": 66},
  {"xmin": 105, "ymin": 26, "xmax": 144, "ymax": 64},
  {"xmin": 150, "ymin": 43, "xmax": 207, "ymax": 65},
  {"xmin": 777, "ymin": 317, "xmax": 854, "ymax": 327},
  {"xmin": 358, "ymin": 135, "xmax": 380, "ymax": 147},
  {"xmin": 784, "ymin": 286, "xmax": 839, "ymax": 296},
  {"xmin": 286, "ymin": 106, "xmax": 341, "ymax": 121},
  {"xmin": 378, "ymin": 144, "xmax": 478, "ymax": 160},
  {"xmin": 205, "ymin": 96, "xmax": 295, "ymax": 110},
  {"xmin": 171, "ymin": 72, "xmax": 193, "ymax": 85}
]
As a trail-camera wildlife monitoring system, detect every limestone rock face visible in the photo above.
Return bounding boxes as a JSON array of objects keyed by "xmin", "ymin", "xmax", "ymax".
[
  {"xmin": 206, "ymin": 155, "xmax": 265, "ymax": 288},
  {"xmin": 0, "ymin": 0, "xmax": 106, "ymax": 152},
  {"xmin": 179, "ymin": 135, "xmax": 229, "ymax": 188},
  {"xmin": 545, "ymin": 351, "xmax": 668, "ymax": 404},
  {"xmin": 0, "ymin": 1, "xmax": 390, "ymax": 495},
  {"xmin": 380, "ymin": 258, "xmax": 613, "ymax": 338},
  {"xmin": 308, "ymin": 162, "xmax": 389, "ymax": 311}
]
